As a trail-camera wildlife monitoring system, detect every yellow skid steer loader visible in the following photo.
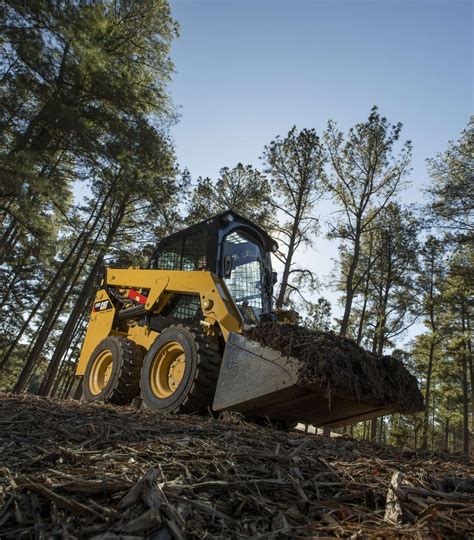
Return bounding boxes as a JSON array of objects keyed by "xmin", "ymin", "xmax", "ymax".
[{"xmin": 76, "ymin": 211, "xmax": 416, "ymax": 427}]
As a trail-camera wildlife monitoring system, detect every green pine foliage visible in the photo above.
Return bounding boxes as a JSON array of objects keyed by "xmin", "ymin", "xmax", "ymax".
[
  {"xmin": 1, "ymin": 0, "xmax": 179, "ymax": 394},
  {"xmin": 263, "ymin": 127, "xmax": 327, "ymax": 308},
  {"xmin": 186, "ymin": 164, "xmax": 272, "ymax": 227}
]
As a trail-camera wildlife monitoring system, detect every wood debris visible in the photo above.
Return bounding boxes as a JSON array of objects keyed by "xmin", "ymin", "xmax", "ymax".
[
  {"xmin": 246, "ymin": 323, "xmax": 425, "ymax": 413},
  {"xmin": 0, "ymin": 393, "xmax": 472, "ymax": 538}
]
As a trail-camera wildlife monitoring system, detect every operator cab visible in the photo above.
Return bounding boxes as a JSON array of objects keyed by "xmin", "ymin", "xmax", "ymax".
[{"xmin": 151, "ymin": 211, "xmax": 277, "ymax": 325}]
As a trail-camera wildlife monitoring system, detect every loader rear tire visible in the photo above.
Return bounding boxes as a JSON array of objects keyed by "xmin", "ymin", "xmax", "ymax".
[
  {"xmin": 82, "ymin": 336, "xmax": 144, "ymax": 405},
  {"xmin": 140, "ymin": 325, "xmax": 221, "ymax": 414}
]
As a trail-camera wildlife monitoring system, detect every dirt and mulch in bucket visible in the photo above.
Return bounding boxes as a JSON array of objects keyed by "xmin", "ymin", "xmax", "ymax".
[
  {"xmin": 246, "ymin": 323, "xmax": 424, "ymax": 413},
  {"xmin": 0, "ymin": 394, "xmax": 473, "ymax": 539}
]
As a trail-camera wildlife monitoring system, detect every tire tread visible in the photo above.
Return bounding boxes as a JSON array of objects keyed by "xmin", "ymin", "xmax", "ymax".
[
  {"xmin": 83, "ymin": 336, "xmax": 143, "ymax": 405},
  {"xmin": 141, "ymin": 324, "xmax": 222, "ymax": 414}
]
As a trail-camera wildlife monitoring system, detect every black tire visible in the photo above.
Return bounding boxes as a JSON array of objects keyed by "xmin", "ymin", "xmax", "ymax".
[
  {"xmin": 140, "ymin": 325, "xmax": 221, "ymax": 414},
  {"xmin": 82, "ymin": 336, "xmax": 144, "ymax": 405}
]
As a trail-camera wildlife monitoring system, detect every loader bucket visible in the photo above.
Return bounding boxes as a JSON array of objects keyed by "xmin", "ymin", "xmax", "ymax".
[{"xmin": 213, "ymin": 333, "xmax": 400, "ymax": 427}]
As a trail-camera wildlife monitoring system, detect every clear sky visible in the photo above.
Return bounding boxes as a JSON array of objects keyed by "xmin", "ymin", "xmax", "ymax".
[{"xmin": 168, "ymin": 0, "xmax": 472, "ymax": 338}]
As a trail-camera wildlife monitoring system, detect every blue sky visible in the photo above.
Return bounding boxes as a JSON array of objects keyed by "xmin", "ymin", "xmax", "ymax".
[{"xmin": 168, "ymin": 0, "xmax": 472, "ymax": 338}]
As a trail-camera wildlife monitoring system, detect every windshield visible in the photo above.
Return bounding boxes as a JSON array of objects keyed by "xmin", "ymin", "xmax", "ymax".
[{"xmin": 222, "ymin": 230, "xmax": 263, "ymax": 324}]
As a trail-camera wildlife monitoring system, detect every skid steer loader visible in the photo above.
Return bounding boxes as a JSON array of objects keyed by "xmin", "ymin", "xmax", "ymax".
[{"xmin": 76, "ymin": 211, "xmax": 411, "ymax": 427}]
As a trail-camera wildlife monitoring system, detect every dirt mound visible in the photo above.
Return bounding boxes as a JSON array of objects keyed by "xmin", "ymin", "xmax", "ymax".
[
  {"xmin": 0, "ymin": 394, "xmax": 472, "ymax": 538},
  {"xmin": 246, "ymin": 323, "xmax": 424, "ymax": 413}
]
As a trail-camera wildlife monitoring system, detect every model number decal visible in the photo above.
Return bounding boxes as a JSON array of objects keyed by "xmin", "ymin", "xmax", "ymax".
[{"xmin": 93, "ymin": 300, "xmax": 112, "ymax": 312}]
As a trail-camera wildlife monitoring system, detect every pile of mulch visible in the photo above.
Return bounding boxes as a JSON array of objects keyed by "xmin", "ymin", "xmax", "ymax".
[
  {"xmin": 246, "ymin": 323, "xmax": 424, "ymax": 413},
  {"xmin": 0, "ymin": 394, "xmax": 473, "ymax": 539}
]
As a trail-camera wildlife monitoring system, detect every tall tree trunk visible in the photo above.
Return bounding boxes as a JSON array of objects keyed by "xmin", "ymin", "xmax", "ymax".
[
  {"xmin": 431, "ymin": 394, "xmax": 436, "ymax": 451},
  {"xmin": 461, "ymin": 353, "xmax": 469, "ymax": 455},
  {"xmin": 275, "ymin": 189, "xmax": 305, "ymax": 309},
  {"xmin": 460, "ymin": 302, "xmax": 470, "ymax": 455},
  {"xmin": 421, "ymin": 254, "xmax": 438, "ymax": 450},
  {"xmin": 0, "ymin": 220, "xmax": 18, "ymax": 261},
  {"xmin": 369, "ymin": 323, "xmax": 381, "ymax": 445},
  {"xmin": 72, "ymin": 379, "xmax": 83, "ymax": 400},
  {"xmin": 356, "ymin": 234, "xmax": 373, "ymax": 345},
  {"xmin": 50, "ymin": 351, "xmax": 71, "ymax": 398},
  {"xmin": 51, "ymin": 310, "xmax": 88, "ymax": 398},
  {"xmin": 275, "ymin": 229, "xmax": 297, "ymax": 308},
  {"xmin": 13, "ymin": 216, "xmax": 105, "ymax": 393},
  {"xmin": 50, "ymin": 318, "xmax": 85, "ymax": 398},
  {"xmin": 421, "ymin": 338, "xmax": 436, "ymax": 450},
  {"xmin": 443, "ymin": 417, "xmax": 450, "ymax": 453},
  {"xmin": 370, "ymin": 417, "xmax": 377, "ymax": 443},
  {"xmin": 0, "ymin": 189, "xmax": 108, "ymax": 370},
  {"xmin": 340, "ymin": 221, "xmax": 361, "ymax": 336},
  {"xmin": 38, "ymin": 197, "xmax": 128, "ymax": 395},
  {"xmin": 0, "ymin": 263, "xmax": 23, "ymax": 309},
  {"xmin": 379, "ymin": 417, "xmax": 385, "ymax": 445},
  {"xmin": 61, "ymin": 370, "xmax": 76, "ymax": 399},
  {"xmin": 466, "ymin": 310, "xmax": 473, "ymax": 432},
  {"xmin": 374, "ymin": 233, "xmax": 392, "ymax": 356},
  {"xmin": 38, "ymin": 256, "xmax": 103, "ymax": 396}
]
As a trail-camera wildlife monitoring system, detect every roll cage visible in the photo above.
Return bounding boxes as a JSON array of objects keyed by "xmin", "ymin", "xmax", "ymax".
[{"xmin": 150, "ymin": 211, "xmax": 277, "ymax": 323}]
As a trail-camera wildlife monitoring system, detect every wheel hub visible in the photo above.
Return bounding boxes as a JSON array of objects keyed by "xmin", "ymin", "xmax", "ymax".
[
  {"xmin": 89, "ymin": 350, "xmax": 113, "ymax": 395},
  {"xmin": 150, "ymin": 341, "xmax": 186, "ymax": 398}
]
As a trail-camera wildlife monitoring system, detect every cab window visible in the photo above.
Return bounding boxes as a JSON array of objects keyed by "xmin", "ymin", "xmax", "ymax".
[{"xmin": 222, "ymin": 230, "xmax": 263, "ymax": 324}]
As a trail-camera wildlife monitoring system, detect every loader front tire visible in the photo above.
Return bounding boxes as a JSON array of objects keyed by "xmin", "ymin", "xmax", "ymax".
[
  {"xmin": 140, "ymin": 325, "xmax": 221, "ymax": 414},
  {"xmin": 82, "ymin": 336, "xmax": 144, "ymax": 405}
]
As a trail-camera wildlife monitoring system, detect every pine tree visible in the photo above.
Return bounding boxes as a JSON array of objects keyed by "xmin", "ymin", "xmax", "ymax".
[
  {"xmin": 414, "ymin": 237, "xmax": 447, "ymax": 448},
  {"xmin": 263, "ymin": 127, "xmax": 327, "ymax": 308},
  {"xmin": 427, "ymin": 118, "xmax": 473, "ymax": 244},
  {"xmin": 186, "ymin": 164, "xmax": 272, "ymax": 227},
  {"xmin": 441, "ymin": 249, "xmax": 473, "ymax": 455},
  {"xmin": 323, "ymin": 107, "xmax": 412, "ymax": 336},
  {"xmin": 367, "ymin": 204, "xmax": 420, "ymax": 355},
  {"xmin": 302, "ymin": 297, "xmax": 332, "ymax": 331},
  {"xmin": 1, "ymin": 1, "xmax": 179, "ymax": 393}
]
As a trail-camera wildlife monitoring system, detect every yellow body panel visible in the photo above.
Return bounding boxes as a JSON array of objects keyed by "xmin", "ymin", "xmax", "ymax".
[
  {"xmin": 76, "ymin": 269, "xmax": 243, "ymax": 376},
  {"xmin": 77, "ymin": 289, "xmax": 116, "ymax": 376},
  {"xmin": 126, "ymin": 324, "xmax": 159, "ymax": 351}
]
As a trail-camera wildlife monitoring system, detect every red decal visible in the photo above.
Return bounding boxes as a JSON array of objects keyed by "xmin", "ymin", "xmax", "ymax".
[{"xmin": 128, "ymin": 289, "xmax": 147, "ymax": 304}]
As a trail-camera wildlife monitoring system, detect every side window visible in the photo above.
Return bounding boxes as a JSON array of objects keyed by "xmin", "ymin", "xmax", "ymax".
[
  {"xmin": 155, "ymin": 248, "xmax": 181, "ymax": 270},
  {"xmin": 155, "ymin": 230, "xmax": 209, "ymax": 271},
  {"xmin": 223, "ymin": 230, "xmax": 263, "ymax": 324},
  {"xmin": 183, "ymin": 230, "xmax": 208, "ymax": 270}
]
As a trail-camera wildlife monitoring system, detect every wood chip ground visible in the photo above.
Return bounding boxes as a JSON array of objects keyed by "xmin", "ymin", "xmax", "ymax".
[{"xmin": 0, "ymin": 394, "xmax": 472, "ymax": 539}]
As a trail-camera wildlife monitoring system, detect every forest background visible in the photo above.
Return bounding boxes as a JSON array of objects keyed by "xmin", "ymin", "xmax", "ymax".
[{"xmin": 1, "ymin": 1, "xmax": 472, "ymax": 455}]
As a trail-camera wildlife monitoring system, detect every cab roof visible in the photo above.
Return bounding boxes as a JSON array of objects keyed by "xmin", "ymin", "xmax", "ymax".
[{"xmin": 163, "ymin": 210, "xmax": 277, "ymax": 252}]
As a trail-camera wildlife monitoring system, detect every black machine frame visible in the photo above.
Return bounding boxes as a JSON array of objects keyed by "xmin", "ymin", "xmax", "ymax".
[{"xmin": 150, "ymin": 211, "xmax": 278, "ymax": 320}]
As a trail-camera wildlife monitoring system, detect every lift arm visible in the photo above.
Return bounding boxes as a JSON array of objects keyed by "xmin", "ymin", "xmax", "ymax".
[{"xmin": 76, "ymin": 268, "xmax": 243, "ymax": 376}]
